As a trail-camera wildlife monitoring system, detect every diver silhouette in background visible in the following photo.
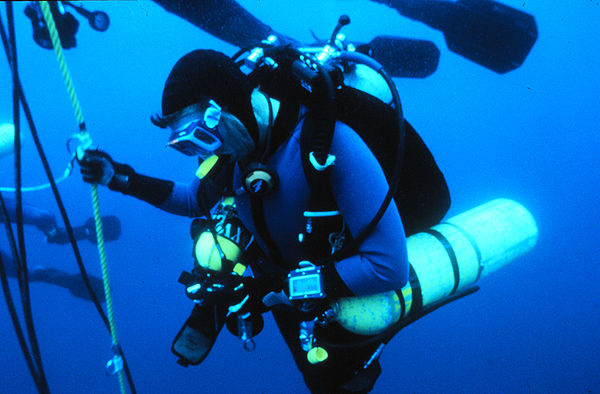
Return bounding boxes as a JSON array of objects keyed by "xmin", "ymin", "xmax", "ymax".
[
  {"xmin": 0, "ymin": 195, "xmax": 121, "ymax": 246},
  {"xmin": 1, "ymin": 250, "xmax": 106, "ymax": 303},
  {"xmin": 150, "ymin": 0, "xmax": 538, "ymax": 75},
  {"xmin": 25, "ymin": 0, "xmax": 538, "ymax": 77},
  {"xmin": 0, "ymin": 198, "xmax": 119, "ymax": 303},
  {"xmin": 0, "ymin": 196, "xmax": 120, "ymax": 303}
]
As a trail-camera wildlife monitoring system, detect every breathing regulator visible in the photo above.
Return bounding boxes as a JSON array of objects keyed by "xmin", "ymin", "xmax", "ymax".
[{"xmin": 177, "ymin": 197, "xmax": 264, "ymax": 350}]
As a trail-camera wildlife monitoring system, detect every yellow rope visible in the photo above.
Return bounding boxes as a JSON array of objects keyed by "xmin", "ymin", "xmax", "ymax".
[{"xmin": 39, "ymin": 2, "xmax": 126, "ymax": 393}]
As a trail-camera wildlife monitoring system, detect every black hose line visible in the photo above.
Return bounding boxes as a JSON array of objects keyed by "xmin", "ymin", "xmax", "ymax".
[
  {"xmin": 0, "ymin": 7, "xmax": 136, "ymax": 393},
  {"xmin": 6, "ymin": 4, "xmax": 50, "ymax": 393},
  {"xmin": 0, "ymin": 194, "xmax": 46, "ymax": 392}
]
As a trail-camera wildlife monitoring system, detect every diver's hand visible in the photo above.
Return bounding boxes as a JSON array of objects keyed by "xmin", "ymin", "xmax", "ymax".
[
  {"xmin": 180, "ymin": 268, "xmax": 282, "ymax": 314},
  {"xmin": 227, "ymin": 275, "xmax": 283, "ymax": 315},
  {"xmin": 181, "ymin": 267, "xmax": 245, "ymax": 306},
  {"xmin": 79, "ymin": 149, "xmax": 116, "ymax": 186}
]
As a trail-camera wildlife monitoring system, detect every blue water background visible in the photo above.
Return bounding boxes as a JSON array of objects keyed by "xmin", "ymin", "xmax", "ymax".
[{"xmin": 0, "ymin": 1, "xmax": 598, "ymax": 392}]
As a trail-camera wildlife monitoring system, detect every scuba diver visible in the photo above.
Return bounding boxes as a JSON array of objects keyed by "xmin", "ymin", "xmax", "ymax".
[
  {"xmin": 77, "ymin": 27, "xmax": 451, "ymax": 390},
  {"xmin": 0, "ymin": 195, "xmax": 119, "ymax": 303},
  {"xmin": 0, "ymin": 194, "xmax": 120, "ymax": 246},
  {"xmin": 1, "ymin": 250, "xmax": 106, "ymax": 303},
  {"xmin": 25, "ymin": 1, "xmax": 538, "ymax": 77},
  {"xmin": 151, "ymin": 0, "xmax": 538, "ymax": 75},
  {"xmin": 24, "ymin": 1, "xmax": 109, "ymax": 50},
  {"xmin": 23, "ymin": 0, "xmax": 298, "ymax": 50},
  {"xmin": 25, "ymin": 0, "xmax": 438, "ymax": 77},
  {"xmin": 15, "ymin": 2, "xmax": 537, "ymax": 392}
]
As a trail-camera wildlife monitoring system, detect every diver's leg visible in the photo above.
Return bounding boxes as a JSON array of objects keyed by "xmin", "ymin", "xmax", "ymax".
[
  {"xmin": 1, "ymin": 196, "xmax": 57, "ymax": 234},
  {"xmin": 271, "ymin": 307, "xmax": 383, "ymax": 393},
  {"xmin": 151, "ymin": 0, "xmax": 297, "ymax": 47}
]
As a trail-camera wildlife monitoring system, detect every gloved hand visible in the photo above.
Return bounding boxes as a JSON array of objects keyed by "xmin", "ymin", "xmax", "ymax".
[
  {"xmin": 180, "ymin": 267, "xmax": 246, "ymax": 306},
  {"xmin": 227, "ymin": 275, "xmax": 283, "ymax": 316},
  {"xmin": 79, "ymin": 149, "xmax": 115, "ymax": 186},
  {"xmin": 180, "ymin": 269, "xmax": 283, "ymax": 314}
]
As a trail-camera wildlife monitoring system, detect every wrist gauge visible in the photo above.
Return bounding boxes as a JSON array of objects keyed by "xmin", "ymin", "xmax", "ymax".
[{"xmin": 288, "ymin": 262, "xmax": 325, "ymax": 301}]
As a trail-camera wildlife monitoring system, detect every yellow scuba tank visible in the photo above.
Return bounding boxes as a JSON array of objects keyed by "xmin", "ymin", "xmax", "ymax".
[
  {"xmin": 331, "ymin": 198, "xmax": 538, "ymax": 335},
  {"xmin": 190, "ymin": 154, "xmax": 252, "ymax": 276},
  {"xmin": 192, "ymin": 196, "xmax": 250, "ymax": 277}
]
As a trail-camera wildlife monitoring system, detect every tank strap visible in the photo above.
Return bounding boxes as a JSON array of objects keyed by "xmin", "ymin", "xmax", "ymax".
[
  {"xmin": 440, "ymin": 221, "xmax": 484, "ymax": 281},
  {"xmin": 423, "ymin": 228, "xmax": 460, "ymax": 295}
]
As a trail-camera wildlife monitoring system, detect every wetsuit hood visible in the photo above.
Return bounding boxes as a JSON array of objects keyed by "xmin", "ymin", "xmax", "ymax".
[{"xmin": 161, "ymin": 49, "xmax": 259, "ymax": 144}]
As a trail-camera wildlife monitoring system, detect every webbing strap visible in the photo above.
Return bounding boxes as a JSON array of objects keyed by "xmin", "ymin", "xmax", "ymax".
[
  {"xmin": 39, "ymin": 3, "xmax": 125, "ymax": 393},
  {"xmin": 423, "ymin": 229, "xmax": 460, "ymax": 295}
]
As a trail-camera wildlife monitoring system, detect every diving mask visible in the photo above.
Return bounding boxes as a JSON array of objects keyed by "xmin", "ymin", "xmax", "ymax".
[{"xmin": 167, "ymin": 100, "xmax": 223, "ymax": 158}]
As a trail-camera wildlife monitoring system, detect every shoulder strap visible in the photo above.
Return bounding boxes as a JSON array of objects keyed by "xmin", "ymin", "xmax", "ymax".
[
  {"xmin": 298, "ymin": 115, "xmax": 346, "ymax": 261},
  {"xmin": 247, "ymin": 99, "xmax": 299, "ymax": 270},
  {"xmin": 267, "ymin": 99, "xmax": 300, "ymax": 156},
  {"xmin": 299, "ymin": 115, "xmax": 337, "ymax": 213}
]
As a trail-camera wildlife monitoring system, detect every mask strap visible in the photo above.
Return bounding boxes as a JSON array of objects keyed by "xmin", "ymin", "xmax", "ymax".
[{"xmin": 203, "ymin": 100, "xmax": 222, "ymax": 130}]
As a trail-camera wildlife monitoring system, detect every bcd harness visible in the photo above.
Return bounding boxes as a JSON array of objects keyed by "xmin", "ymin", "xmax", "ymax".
[
  {"xmin": 235, "ymin": 39, "xmax": 455, "ymax": 368},
  {"xmin": 239, "ymin": 38, "xmax": 450, "ymax": 318}
]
